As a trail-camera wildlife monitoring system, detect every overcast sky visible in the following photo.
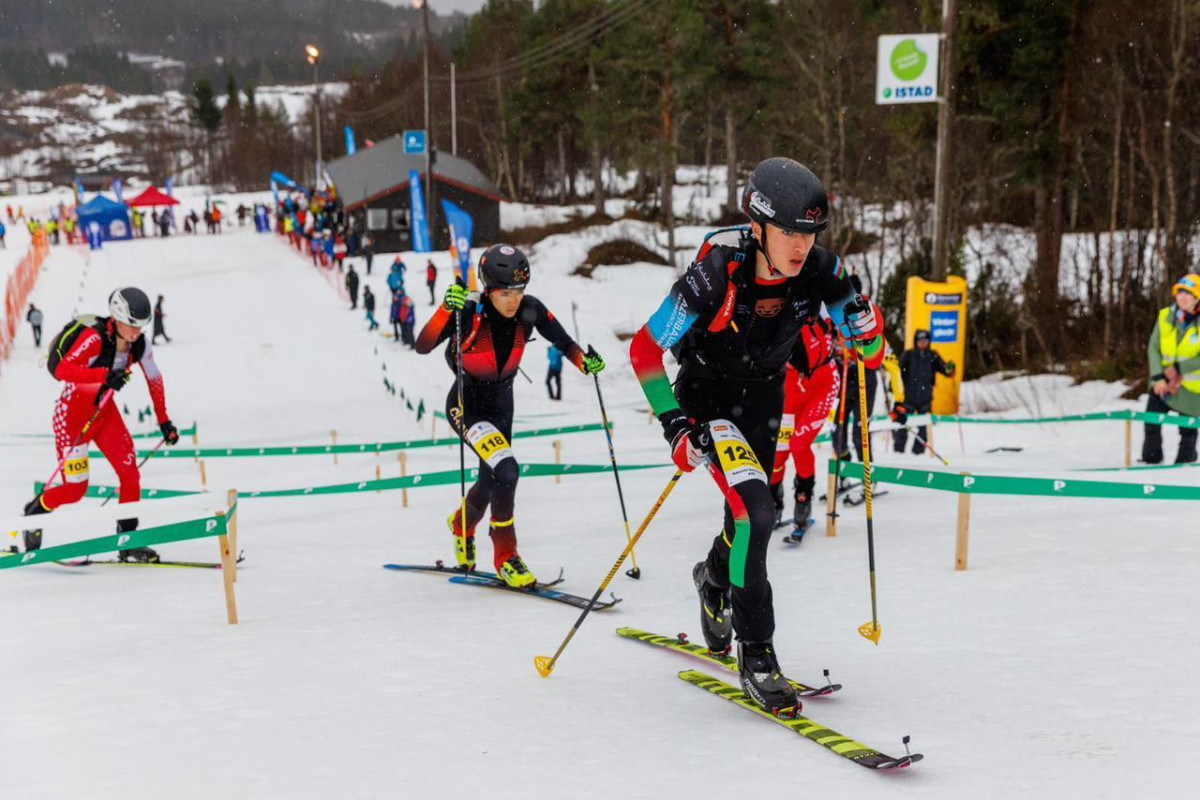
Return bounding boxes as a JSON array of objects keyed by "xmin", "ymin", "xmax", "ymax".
[{"xmin": 380, "ymin": 0, "xmax": 487, "ymax": 15}]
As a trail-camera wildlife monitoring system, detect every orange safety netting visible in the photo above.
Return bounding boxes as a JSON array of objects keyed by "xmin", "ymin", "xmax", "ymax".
[{"xmin": 0, "ymin": 230, "xmax": 51, "ymax": 368}]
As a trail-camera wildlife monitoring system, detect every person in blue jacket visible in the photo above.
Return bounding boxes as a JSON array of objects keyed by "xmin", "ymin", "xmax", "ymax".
[{"xmin": 546, "ymin": 345, "xmax": 563, "ymax": 400}]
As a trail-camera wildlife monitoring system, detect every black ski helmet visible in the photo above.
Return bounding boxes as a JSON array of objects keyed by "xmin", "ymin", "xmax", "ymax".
[
  {"xmin": 108, "ymin": 287, "xmax": 153, "ymax": 327},
  {"xmin": 478, "ymin": 244, "xmax": 531, "ymax": 291},
  {"xmin": 741, "ymin": 157, "xmax": 829, "ymax": 235}
]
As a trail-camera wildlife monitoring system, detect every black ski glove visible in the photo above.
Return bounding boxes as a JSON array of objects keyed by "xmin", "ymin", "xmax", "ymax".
[
  {"xmin": 160, "ymin": 420, "xmax": 180, "ymax": 445},
  {"xmin": 104, "ymin": 368, "xmax": 132, "ymax": 392}
]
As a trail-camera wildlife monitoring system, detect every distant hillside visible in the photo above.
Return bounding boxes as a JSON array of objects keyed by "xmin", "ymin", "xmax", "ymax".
[{"xmin": 0, "ymin": 0, "xmax": 463, "ymax": 90}]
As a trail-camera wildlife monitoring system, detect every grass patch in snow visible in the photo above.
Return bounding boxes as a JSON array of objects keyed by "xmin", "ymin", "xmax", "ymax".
[{"xmin": 574, "ymin": 239, "xmax": 670, "ymax": 278}]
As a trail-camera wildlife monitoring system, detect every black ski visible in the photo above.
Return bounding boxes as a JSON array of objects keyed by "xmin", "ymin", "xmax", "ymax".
[
  {"xmin": 56, "ymin": 553, "xmax": 246, "ymax": 569},
  {"xmin": 679, "ymin": 670, "xmax": 922, "ymax": 770},
  {"xmin": 448, "ymin": 573, "xmax": 619, "ymax": 611},
  {"xmin": 781, "ymin": 520, "xmax": 815, "ymax": 544},
  {"xmin": 616, "ymin": 628, "xmax": 840, "ymax": 697}
]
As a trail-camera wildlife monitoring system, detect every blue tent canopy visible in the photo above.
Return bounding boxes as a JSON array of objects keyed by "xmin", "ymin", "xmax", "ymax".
[{"xmin": 76, "ymin": 195, "xmax": 132, "ymax": 241}]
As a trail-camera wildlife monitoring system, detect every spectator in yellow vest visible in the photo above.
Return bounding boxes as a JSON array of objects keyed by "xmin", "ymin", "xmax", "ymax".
[{"xmin": 1142, "ymin": 273, "xmax": 1200, "ymax": 464}]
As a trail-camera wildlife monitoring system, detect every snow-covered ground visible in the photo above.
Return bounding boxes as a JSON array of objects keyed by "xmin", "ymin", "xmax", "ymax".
[{"xmin": 1, "ymin": 207, "xmax": 1198, "ymax": 799}]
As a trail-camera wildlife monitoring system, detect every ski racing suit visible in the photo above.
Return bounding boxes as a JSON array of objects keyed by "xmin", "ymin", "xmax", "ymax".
[
  {"xmin": 40, "ymin": 318, "xmax": 169, "ymax": 511},
  {"xmin": 415, "ymin": 293, "xmax": 586, "ymax": 566},
  {"xmin": 630, "ymin": 229, "xmax": 883, "ymax": 642},
  {"xmin": 771, "ymin": 317, "xmax": 840, "ymax": 509}
]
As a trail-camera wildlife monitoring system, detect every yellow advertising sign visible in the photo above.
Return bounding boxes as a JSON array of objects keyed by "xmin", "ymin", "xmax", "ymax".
[{"xmin": 903, "ymin": 275, "xmax": 968, "ymax": 414}]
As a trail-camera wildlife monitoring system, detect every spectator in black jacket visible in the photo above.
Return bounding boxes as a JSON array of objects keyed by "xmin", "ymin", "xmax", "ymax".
[
  {"xmin": 26, "ymin": 303, "xmax": 43, "ymax": 346},
  {"xmin": 893, "ymin": 329, "xmax": 955, "ymax": 455},
  {"xmin": 345, "ymin": 264, "xmax": 360, "ymax": 310}
]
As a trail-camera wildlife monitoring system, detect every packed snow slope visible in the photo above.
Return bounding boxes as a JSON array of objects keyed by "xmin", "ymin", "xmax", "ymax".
[{"xmin": 1, "ymin": 218, "xmax": 1197, "ymax": 799}]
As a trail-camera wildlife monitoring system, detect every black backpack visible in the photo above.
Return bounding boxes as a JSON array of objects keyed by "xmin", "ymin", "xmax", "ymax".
[{"xmin": 45, "ymin": 315, "xmax": 99, "ymax": 378}]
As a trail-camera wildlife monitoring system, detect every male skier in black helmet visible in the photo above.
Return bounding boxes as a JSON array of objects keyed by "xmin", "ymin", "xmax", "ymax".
[
  {"xmin": 416, "ymin": 244, "xmax": 606, "ymax": 587},
  {"xmin": 630, "ymin": 157, "xmax": 885, "ymax": 714}
]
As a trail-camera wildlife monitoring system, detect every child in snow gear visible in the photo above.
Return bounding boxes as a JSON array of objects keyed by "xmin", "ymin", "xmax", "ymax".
[
  {"xmin": 22, "ymin": 288, "xmax": 181, "ymax": 562},
  {"xmin": 546, "ymin": 345, "xmax": 563, "ymax": 400},
  {"xmin": 416, "ymin": 244, "xmax": 604, "ymax": 588},
  {"xmin": 426, "ymin": 259, "xmax": 438, "ymax": 305},
  {"xmin": 363, "ymin": 286, "xmax": 379, "ymax": 331},
  {"xmin": 893, "ymin": 329, "xmax": 955, "ymax": 455},
  {"xmin": 629, "ymin": 157, "xmax": 884, "ymax": 715},
  {"xmin": 1142, "ymin": 273, "xmax": 1200, "ymax": 464},
  {"xmin": 390, "ymin": 290, "xmax": 404, "ymax": 341},
  {"xmin": 769, "ymin": 317, "xmax": 840, "ymax": 536}
]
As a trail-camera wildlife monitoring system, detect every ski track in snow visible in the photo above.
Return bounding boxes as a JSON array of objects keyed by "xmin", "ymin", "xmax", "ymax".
[{"xmin": 0, "ymin": 210, "xmax": 1197, "ymax": 799}]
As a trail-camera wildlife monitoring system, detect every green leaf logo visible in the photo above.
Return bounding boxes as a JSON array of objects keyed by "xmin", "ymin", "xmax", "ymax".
[{"xmin": 890, "ymin": 39, "xmax": 928, "ymax": 81}]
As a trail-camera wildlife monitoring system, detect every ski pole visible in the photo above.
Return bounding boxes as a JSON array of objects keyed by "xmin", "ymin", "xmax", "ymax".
[
  {"xmin": 37, "ymin": 388, "xmax": 115, "ymax": 503},
  {"xmin": 587, "ymin": 348, "xmax": 640, "ymax": 579},
  {"xmin": 903, "ymin": 423, "xmax": 949, "ymax": 466},
  {"xmin": 99, "ymin": 437, "xmax": 167, "ymax": 507},
  {"xmin": 826, "ymin": 351, "xmax": 852, "ymax": 529},
  {"xmin": 535, "ymin": 470, "xmax": 683, "ymax": 677},
  {"xmin": 454, "ymin": 303, "xmax": 467, "ymax": 543},
  {"xmin": 569, "ymin": 305, "xmax": 641, "ymax": 579},
  {"xmin": 854, "ymin": 341, "xmax": 882, "ymax": 645}
]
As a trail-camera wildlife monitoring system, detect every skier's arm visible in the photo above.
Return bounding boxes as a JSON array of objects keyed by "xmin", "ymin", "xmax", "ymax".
[
  {"xmin": 629, "ymin": 259, "xmax": 725, "ymax": 416},
  {"xmin": 527, "ymin": 299, "xmax": 586, "ymax": 371},
  {"xmin": 52, "ymin": 330, "xmax": 108, "ymax": 385},
  {"xmin": 138, "ymin": 340, "xmax": 170, "ymax": 425},
  {"xmin": 820, "ymin": 256, "xmax": 885, "ymax": 369},
  {"xmin": 414, "ymin": 306, "xmax": 457, "ymax": 354}
]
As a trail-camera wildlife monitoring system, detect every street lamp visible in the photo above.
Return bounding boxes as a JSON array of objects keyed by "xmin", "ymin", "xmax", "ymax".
[{"xmin": 306, "ymin": 44, "xmax": 322, "ymax": 188}]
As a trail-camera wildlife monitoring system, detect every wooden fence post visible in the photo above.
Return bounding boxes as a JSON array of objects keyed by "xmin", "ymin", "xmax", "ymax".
[
  {"xmin": 400, "ymin": 451, "xmax": 409, "ymax": 508},
  {"xmin": 331, "ymin": 430, "xmax": 338, "ymax": 465},
  {"xmin": 199, "ymin": 460, "xmax": 208, "ymax": 489},
  {"xmin": 955, "ymin": 472, "xmax": 971, "ymax": 571},
  {"xmin": 1125, "ymin": 419, "xmax": 1132, "ymax": 468},
  {"xmin": 227, "ymin": 489, "xmax": 239, "ymax": 583},
  {"xmin": 215, "ymin": 508, "xmax": 239, "ymax": 624},
  {"xmin": 554, "ymin": 440, "xmax": 562, "ymax": 484},
  {"xmin": 825, "ymin": 472, "xmax": 838, "ymax": 537}
]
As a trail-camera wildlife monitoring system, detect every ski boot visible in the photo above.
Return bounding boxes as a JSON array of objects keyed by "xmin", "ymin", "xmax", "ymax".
[
  {"xmin": 692, "ymin": 560, "xmax": 733, "ymax": 654},
  {"xmin": 784, "ymin": 475, "xmax": 815, "ymax": 543},
  {"xmin": 1177, "ymin": 433, "xmax": 1198, "ymax": 464},
  {"xmin": 115, "ymin": 518, "xmax": 159, "ymax": 564},
  {"xmin": 21, "ymin": 495, "xmax": 49, "ymax": 552},
  {"xmin": 497, "ymin": 554, "xmax": 536, "ymax": 589},
  {"xmin": 490, "ymin": 518, "xmax": 535, "ymax": 588},
  {"xmin": 446, "ymin": 509, "xmax": 476, "ymax": 570},
  {"xmin": 770, "ymin": 481, "xmax": 785, "ymax": 530},
  {"xmin": 737, "ymin": 640, "xmax": 801, "ymax": 717}
]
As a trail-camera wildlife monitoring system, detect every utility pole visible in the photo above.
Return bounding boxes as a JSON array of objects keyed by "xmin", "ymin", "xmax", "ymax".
[
  {"xmin": 305, "ymin": 45, "xmax": 322, "ymax": 188},
  {"xmin": 422, "ymin": 0, "xmax": 434, "ymax": 241},
  {"xmin": 931, "ymin": 0, "xmax": 959, "ymax": 280}
]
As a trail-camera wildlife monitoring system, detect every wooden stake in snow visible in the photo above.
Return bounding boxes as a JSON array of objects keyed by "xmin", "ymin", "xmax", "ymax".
[
  {"xmin": 400, "ymin": 452, "xmax": 409, "ymax": 508},
  {"xmin": 227, "ymin": 489, "xmax": 239, "ymax": 584},
  {"xmin": 955, "ymin": 473, "xmax": 971, "ymax": 571},
  {"xmin": 554, "ymin": 440, "xmax": 562, "ymax": 484},
  {"xmin": 331, "ymin": 430, "xmax": 338, "ymax": 465},
  {"xmin": 826, "ymin": 472, "xmax": 838, "ymax": 538},
  {"xmin": 1125, "ymin": 419, "xmax": 1132, "ymax": 468},
  {"xmin": 199, "ymin": 459, "xmax": 208, "ymax": 489},
  {"xmin": 216, "ymin": 501, "xmax": 239, "ymax": 625}
]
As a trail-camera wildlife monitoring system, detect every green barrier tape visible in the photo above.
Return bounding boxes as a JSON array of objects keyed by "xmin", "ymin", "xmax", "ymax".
[
  {"xmin": 53, "ymin": 462, "xmax": 671, "ymax": 501},
  {"xmin": 0, "ymin": 513, "xmax": 227, "ymax": 571},
  {"xmin": 3, "ymin": 423, "xmax": 197, "ymax": 441},
  {"xmin": 91, "ymin": 422, "xmax": 610, "ymax": 460},
  {"xmin": 832, "ymin": 460, "xmax": 1200, "ymax": 501}
]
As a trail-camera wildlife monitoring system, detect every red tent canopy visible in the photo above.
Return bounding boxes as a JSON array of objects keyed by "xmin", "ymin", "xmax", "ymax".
[{"xmin": 126, "ymin": 186, "xmax": 179, "ymax": 207}]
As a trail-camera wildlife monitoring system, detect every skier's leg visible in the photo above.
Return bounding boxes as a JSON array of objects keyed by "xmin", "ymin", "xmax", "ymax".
[
  {"xmin": 37, "ymin": 394, "xmax": 96, "ymax": 511},
  {"xmin": 1142, "ymin": 393, "xmax": 1168, "ymax": 463},
  {"xmin": 1176, "ymin": 425, "xmax": 1197, "ymax": 464},
  {"xmin": 92, "ymin": 412, "xmax": 140, "ymax": 503}
]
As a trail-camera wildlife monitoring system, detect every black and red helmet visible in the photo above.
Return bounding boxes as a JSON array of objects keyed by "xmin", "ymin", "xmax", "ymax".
[
  {"xmin": 741, "ymin": 157, "xmax": 829, "ymax": 235},
  {"xmin": 478, "ymin": 244, "xmax": 531, "ymax": 290}
]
